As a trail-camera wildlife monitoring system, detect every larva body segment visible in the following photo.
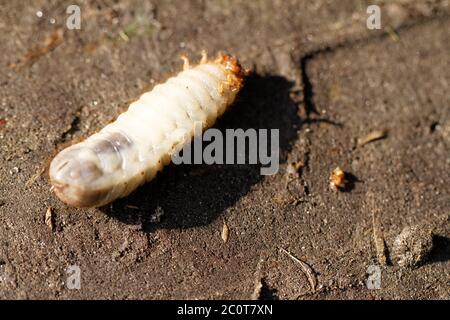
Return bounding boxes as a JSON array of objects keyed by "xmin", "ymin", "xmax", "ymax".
[{"xmin": 50, "ymin": 53, "xmax": 244, "ymax": 208}]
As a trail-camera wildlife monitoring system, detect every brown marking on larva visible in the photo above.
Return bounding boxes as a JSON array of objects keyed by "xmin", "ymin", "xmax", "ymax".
[{"xmin": 56, "ymin": 160, "xmax": 69, "ymax": 172}]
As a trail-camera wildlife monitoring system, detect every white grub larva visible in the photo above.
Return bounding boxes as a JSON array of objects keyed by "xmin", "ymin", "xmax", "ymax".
[{"xmin": 50, "ymin": 52, "xmax": 245, "ymax": 207}]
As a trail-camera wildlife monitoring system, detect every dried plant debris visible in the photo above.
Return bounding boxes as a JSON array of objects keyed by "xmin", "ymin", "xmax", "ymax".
[
  {"xmin": 280, "ymin": 247, "xmax": 317, "ymax": 293},
  {"xmin": 329, "ymin": 167, "xmax": 346, "ymax": 191},
  {"xmin": 372, "ymin": 208, "xmax": 388, "ymax": 266},
  {"xmin": 392, "ymin": 225, "xmax": 434, "ymax": 268},
  {"xmin": 25, "ymin": 166, "xmax": 46, "ymax": 187},
  {"xmin": 45, "ymin": 207, "xmax": 55, "ymax": 231},
  {"xmin": 357, "ymin": 129, "xmax": 388, "ymax": 146},
  {"xmin": 13, "ymin": 28, "xmax": 64, "ymax": 69},
  {"xmin": 221, "ymin": 220, "xmax": 229, "ymax": 243},
  {"xmin": 367, "ymin": 192, "xmax": 389, "ymax": 266}
]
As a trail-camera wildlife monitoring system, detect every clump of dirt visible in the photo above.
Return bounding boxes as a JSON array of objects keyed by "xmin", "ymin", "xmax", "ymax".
[{"xmin": 392, "ymin": 225, "xmax": 434, "ymax": 268}]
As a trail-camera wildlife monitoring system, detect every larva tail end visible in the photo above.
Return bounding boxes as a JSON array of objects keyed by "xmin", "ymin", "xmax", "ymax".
[
  {"xmin": 214, "ymin": 53, "xmax": 246, "ymax": 92},
  {"xmin": 49, "ymin": 147, "xmax": 110, "ymax": 208}
]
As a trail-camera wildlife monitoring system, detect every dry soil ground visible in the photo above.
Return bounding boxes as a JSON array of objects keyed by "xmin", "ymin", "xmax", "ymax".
[{"xmin": 0, "ymin": 0, "xmax": 449, "ymax": 299}]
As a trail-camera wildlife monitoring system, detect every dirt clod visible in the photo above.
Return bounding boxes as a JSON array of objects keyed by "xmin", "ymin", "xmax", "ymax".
[
  {"xmin": 392, "ymin": 225, "xmax": 434, "ymax": 268},
  {"xmin": 329, "ymin": 167, "xmax": 346, "ymax": 191}
]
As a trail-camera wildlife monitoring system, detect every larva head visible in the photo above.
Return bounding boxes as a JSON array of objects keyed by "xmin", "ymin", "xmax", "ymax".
[
  {"xmin": 214, "ymin": 53, "xmax": 246, "ymax": 92},
  {"xmin": 49, "ymin": 146, "xmax": 110, "ymax": 207}
]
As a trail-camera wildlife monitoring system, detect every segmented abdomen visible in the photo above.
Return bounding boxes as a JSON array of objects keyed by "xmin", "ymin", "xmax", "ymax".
[{"xmin": 49, "ymin": 53, "xmax": 244, "ymax": 207}]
